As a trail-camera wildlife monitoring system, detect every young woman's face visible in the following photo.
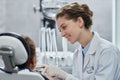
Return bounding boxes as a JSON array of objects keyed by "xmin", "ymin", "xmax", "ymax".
[{"xmin": 57, "ymin": 16, "xmax": 83, "ymax": 44}]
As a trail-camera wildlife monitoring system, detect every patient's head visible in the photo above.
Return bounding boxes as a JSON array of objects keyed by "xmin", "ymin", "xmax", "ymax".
[
  {"xmin": 0, "ymin": 32, "xmax": 36, "ymax": 72},
  {"xmin": 17, "ymin": 35, "xmax": 36, "ymax": 71}
]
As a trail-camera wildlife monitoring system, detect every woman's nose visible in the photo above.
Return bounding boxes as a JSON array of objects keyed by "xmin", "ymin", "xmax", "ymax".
[{"xmin": 61, "ymin": 30, "xmax": 66, "ymax": 37}]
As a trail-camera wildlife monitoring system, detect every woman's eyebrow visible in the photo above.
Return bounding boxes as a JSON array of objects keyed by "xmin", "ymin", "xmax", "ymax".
[
  {"xmin": 60, "ymin": 23, "xmax": 65, "ymax": 28},
  {"xmin": 58, "ymin": 23, "xmax": 64, "ymax": 29}
]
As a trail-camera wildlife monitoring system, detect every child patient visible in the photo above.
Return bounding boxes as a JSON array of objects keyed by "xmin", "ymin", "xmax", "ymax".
[
  {"xmin": 17, "ymin": 35, "xmax": 36, "ymax": 72},
  {"xmin": 18, "ymin": 35, "xmax": 49, "ymax": 80}
]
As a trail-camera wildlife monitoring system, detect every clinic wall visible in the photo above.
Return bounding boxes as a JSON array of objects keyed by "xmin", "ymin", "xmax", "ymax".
[
  {"xmin": 0, "ymin": 0, "xmax": 113, "ymax": 52},
  {"xmin": 0, "ymin": 0, "xmax": 40, "ymax": 47},
  {"xmin": 0, "ymin": 0, "xmax": 6, "ymax": 33},
  {"xmin": 116, "ymin": 0, "xmax": 120, "ymax": 49}
]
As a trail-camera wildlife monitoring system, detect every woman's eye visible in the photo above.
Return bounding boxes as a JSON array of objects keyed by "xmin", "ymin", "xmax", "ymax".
[
  {"xmin": 59, "ymin": 25, "xmax": 67, "ymax": 32},
  {"xmin": 62, "ymin": 26, "xmax": 66, "ymax": 30}
]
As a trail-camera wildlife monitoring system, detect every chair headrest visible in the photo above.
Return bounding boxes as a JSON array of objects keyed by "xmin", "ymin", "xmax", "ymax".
[{"xmin": 0, "ymin": 32, "xmax": 30, "ymax": 72}]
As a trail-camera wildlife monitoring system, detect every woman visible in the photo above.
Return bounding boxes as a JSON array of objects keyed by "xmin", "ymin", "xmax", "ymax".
[{"xmin": 40, "ymin": 2, "xmax": 120, "ymax": 80}]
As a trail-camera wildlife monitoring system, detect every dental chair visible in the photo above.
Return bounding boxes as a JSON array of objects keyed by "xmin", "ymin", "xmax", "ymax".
[{"xmin": 0, "ymin": 33, "xmax": 44, "ymax": 80}]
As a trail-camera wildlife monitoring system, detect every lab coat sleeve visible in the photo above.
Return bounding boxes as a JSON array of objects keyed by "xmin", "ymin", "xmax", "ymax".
[
  {"xmin": 65, "ymin": 74, "xmax": 79, "ymax": 80},
  {"xmin": 95, "ymin": 48, "xmax": 118, "ymax": 80}
]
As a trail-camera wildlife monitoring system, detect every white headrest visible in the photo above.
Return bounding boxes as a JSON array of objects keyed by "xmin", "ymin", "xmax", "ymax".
[{"xmin": 0, "ymin": 36, "xmax": 28, "ymax": 65}]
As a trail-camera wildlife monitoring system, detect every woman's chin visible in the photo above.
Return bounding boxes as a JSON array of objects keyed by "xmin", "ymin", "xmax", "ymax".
[{"xmin": 69, "ymin": 40, "xmax": 75, "ymax": 44}]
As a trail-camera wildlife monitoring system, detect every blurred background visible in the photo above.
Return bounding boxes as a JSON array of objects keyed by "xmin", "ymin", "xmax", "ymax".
[
  {"xmin": 0, "ymin": 0, "xmax": 118, "ymax": 52},
  {"xmin": 0, "ymin": 0, "xmax": 119, "ymax": 73}
]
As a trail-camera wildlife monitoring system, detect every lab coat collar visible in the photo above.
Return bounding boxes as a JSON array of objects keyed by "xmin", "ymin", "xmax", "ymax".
[
  {"xmin": 75, "ymin": 31, "xmax": 100, "ymax": 55},
  {"xmin": 73, "ymin": 32, "xmax": 102, "ymax": 78},
  {"xmin": 87, "ymin": 31, "xmax": 100, "ymax": 55},
  {"xmin": 84, "ymin": 32, "xmax": 101, "ymax": 68}
]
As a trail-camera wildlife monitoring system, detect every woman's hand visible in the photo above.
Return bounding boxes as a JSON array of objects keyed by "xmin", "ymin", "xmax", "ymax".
[
  {"xmin": 40, "ymin": 64, "xmax": 68, "ymax": 80},
  {"xmin": 48, "ymin": 76, "xmax": 63, "ymax": 80}
]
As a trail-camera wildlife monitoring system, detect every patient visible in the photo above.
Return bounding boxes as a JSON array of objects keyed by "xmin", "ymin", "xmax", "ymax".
[
  {"xmin": 19, "ymin": 35, "xmax": 49, "ymax": 80},
  {"xmin": 17, "ymin": 35, "xmax": 36, "ymax": 72},
  {"xmin": 0, "ymin": 33, "xmax": 48, "ymax": 80},
  {"xmin": 21, "ymin": 36, "xmax": 60, "ymax": 80}
]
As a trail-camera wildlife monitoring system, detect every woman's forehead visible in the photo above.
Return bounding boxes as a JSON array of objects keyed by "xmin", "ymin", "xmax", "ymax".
[{"xmin": 57, "ymin": 17, "xmax": 71, "ymax": 27}]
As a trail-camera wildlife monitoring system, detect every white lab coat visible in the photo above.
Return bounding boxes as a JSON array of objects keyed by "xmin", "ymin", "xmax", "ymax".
[{"xmin": 66, "ymin": 32, "xmax": 120, "ymax": 80}]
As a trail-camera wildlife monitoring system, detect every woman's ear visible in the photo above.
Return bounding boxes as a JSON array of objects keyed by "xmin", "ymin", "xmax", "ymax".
[{"xmin": 77, "ymin": 17, "xmax": 84, "ymax": 28}]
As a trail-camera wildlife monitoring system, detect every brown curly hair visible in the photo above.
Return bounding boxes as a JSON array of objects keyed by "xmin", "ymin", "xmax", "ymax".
[{"xmin": 56, "ymin": 2, "xmax": 93, "ymax": 29}]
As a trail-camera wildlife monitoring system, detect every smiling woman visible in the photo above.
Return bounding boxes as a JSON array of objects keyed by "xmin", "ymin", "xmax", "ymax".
[
  {"xmin": 56, "ymin": 2, "xmax": 93, "ymax": 45},
  {"xmin": 39, "ymin": 2, "xmax": 120, "ymax": 80},
  {"xmin": 57, "ymin": 18, "xmax": 85, "ymax": 44}
]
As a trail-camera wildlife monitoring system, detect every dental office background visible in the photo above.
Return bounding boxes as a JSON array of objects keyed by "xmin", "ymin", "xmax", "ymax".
[{"xmin": 0, "ymin": 0, "xmax": 119, "ymax": 72}]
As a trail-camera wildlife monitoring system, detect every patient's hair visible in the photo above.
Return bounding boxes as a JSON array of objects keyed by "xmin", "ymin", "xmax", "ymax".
[{"xmin": 17, "ymin": 35, "xmax": 36, "ymax": 70}]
